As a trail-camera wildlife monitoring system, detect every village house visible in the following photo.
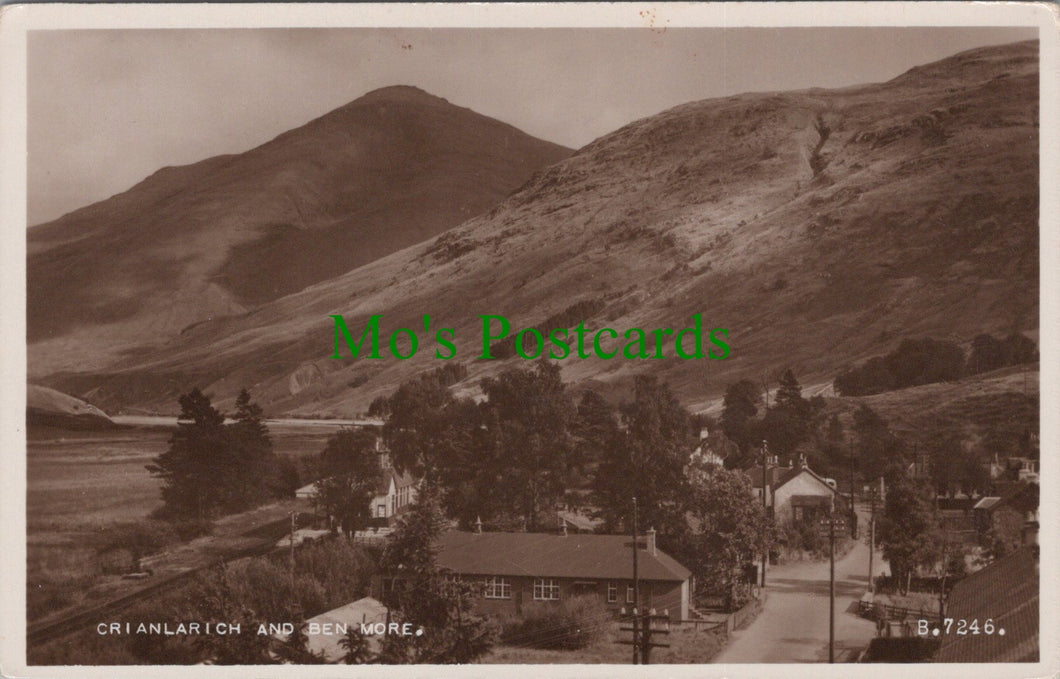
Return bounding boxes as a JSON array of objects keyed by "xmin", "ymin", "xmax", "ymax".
[
  {"xmin": 741, "ymin": 454, "xmax": 840, "ymax": 526},
  {"xmin": 369, "ymin": 466, "xmax": 418, "ymax": 526},
  {"xmin": 274, "ymin": 596, "xmax": 389, "ymax": 663},
  {"xmin": 936, "ymin": 511, "xmax": 1039, "ymax": 662},
  {"xmin": 973, "ymin": 482, "xmax": 1039, "ymax": 553},
  {"xmin": 434, "ymin": 528, "xmax": 691, "ymax": 620},
  {"xmin": 296, "ymin": 437, "xmax": 419, "ymax": 528}
]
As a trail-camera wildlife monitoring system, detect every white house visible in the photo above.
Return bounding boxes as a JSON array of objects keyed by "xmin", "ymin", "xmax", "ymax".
[
  {"xmin": 741, "ymin": 454, "xmax": 839, "ymax": 526},
  {"xmin": 370, "ymin": 467, "xmax": 418, "ymax": 524}
]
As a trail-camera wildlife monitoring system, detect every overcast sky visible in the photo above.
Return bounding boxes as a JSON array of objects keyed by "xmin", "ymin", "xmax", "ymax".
[{"xmin": 28, "ymin": 26, "xmax": 1036, "ymax": 226}]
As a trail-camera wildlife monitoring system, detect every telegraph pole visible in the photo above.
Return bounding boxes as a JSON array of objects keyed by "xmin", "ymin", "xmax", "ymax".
[
  {"xmin": 632, "ymin": 497, "xmax": 639, "ymax": 664},
  {"xmin": 289, "ymin": 510, "xmax": 298, "ymax": 593},
  {"xmin": 849, "ymin": 439, "xmax": 857, "ymax": 538},
  {"xmin": 868, "ymin": 483, "xmax": 877, "ymax": 593},
  {"xmin": 761, "ymin": 440, "xmax": 769, "ymax": 588},
  {"xmin": 820, "ymin": 512, "xmax": 842, "ymax": 663},
  {"xmin": 829, "ymin": 513, "xmax": 836, "ymax": 664}
]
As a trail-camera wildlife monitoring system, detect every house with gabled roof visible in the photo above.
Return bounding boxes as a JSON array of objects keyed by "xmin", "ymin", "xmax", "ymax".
[
  {"xmin": 369, "ymin": 467, "xmax": 418, "ymax": 526},
  {"xmin": 771, "ymin": 456, "xmax": 839, "ymax": 525},
  {"xmin": 740, "ymin": 454, "xmax": 839, "ymax": 526},
  {"xmin": 935, "ymin": 543, "xmax": 1039, "ymax": 662},
  {"xmin": 973, "ymin": 482, "xmax": 1039, "ymax": 553},
  {"xmin": 434, "ymin": 529, "xmax": 691, "ymax": 620}
]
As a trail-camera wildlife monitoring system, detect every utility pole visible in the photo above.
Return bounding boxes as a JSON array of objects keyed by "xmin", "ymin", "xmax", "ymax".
[
  {"xmin": 849, "ymin": 438, "xmax": 858, "ymax": 539},
  {"xmin": 868, "ymin": 485, "xmax": 877, "ymax": 593},
  {"xmin": 619, "ymin": 608, "xmax": 671, "ymax": 664},
  {"xmin": 820, "ymin": 512, "xmax": 843, "ymax": 663},
  {"xmin": 632, "ymin": 497, "xmax": 639, "ymax": 664},
  {"xmin": 829, "ymin": 513, "xmax": 836, "ymax": 664},
  {"xmin": 289, "ymin": 510, "xmax": 298, "ymax": 593},
  {"xmin": 761, "ymin": 440, "xmax": 769, "ymax": 588}
]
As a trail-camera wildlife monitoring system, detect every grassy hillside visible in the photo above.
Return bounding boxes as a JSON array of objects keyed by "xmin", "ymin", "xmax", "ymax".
[
  {"xmin": 28, "ymin": 86, "xmax": 571, "ymax": 375},
  {"xmin": 40, "ymin": 41, "xmax": 1039, "ymax": 417}
]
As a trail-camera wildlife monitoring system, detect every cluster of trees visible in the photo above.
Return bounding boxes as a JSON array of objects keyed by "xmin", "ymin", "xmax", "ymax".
[
  {"xmin": 366, "ymin": 361, "xmax": 773, "ymax": 608},
  {"xmin": 874, "ymin": 469, "xmax": 975, "ymax": 594},
  {"xmin": 147, "ymin": 388, "xmax": 299, "ymax": 521},
  {"xmin": 313, "ymin": 428, "xmax": 382, "ymax": 537},
  {"xmin": 719, "ymin": 369, "xmax": 827, "ymax": 470},
  {"xmin": 372, "ymin": 482, "xmax": 497, "ymax": 663},
  {"xmin": 834, "ymin": 333, "xmax": 1037, "ymax": 397}
]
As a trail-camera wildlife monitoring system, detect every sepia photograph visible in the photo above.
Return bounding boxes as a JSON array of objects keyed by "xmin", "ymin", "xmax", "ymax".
[{"xmin": 1, "ymin": 3, "xmax": 1055, "ymax": 676}]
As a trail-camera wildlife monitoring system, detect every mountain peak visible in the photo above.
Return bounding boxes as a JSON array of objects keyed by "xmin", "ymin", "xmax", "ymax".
[{"xmin": 354, "ymin": 85, "xmax": 450, "ymax": 105}]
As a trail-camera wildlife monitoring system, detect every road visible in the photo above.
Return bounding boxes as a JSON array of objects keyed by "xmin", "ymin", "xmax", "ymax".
[{"xmin": 714, "ymin": 508, "xmax": 887, "ymax": 663}]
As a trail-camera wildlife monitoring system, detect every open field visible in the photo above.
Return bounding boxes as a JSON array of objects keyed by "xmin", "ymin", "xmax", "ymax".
[
  {"xmin": 26, "ymin": 420, "xmax": 345, "ymax": 624},
  {"xmin": 27, "ymin": 420, "xmax": 344, "ymax": 531}
]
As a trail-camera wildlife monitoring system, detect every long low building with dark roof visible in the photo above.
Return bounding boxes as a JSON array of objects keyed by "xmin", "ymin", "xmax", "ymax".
[{"xmin": 434, "ymin": 529, "xmax": 692, "ymax": 620}]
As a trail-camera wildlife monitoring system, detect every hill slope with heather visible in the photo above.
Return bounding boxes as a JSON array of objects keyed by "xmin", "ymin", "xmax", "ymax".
[
  {"xmin": 28, "ymin": 86, "xmax": 571, "ymax": 375},
  {"xmin": 39, "ymin": 41, "xmax": 1039, "ymax": 416}
]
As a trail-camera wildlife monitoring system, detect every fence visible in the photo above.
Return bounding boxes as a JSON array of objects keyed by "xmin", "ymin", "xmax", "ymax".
[
  {"xmin": 858, "ymin": 599, "xmax": 941, "ymax": 623},
  {"xmin": 673, "ymin": 597, "xmax": 762, "ymax": 636}
]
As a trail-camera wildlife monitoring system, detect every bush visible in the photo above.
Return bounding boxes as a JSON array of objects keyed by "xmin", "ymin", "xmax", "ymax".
[
  {"xmin": 93, "ymin": 520, "xmax": 180, "ymax": 561},
  {"xmin": 268, "ymin": 455, "xmax": 301, "ymax": 498},
  {"xmin": 781, "ymin": 520, "xmax": 824, "ymax": 554},
  {"xmin": 501, "ymin": 595, "xmax": 611, "ymax": 650}
]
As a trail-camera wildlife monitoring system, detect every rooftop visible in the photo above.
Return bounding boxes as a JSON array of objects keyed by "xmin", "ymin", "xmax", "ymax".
[
  {"xmin": 436, "ymin": 530, "xmax": 690, "ymax": 582},
  {"xmin": 936, "ymin": 546, "xmax": 1039, "ymax": 662}
]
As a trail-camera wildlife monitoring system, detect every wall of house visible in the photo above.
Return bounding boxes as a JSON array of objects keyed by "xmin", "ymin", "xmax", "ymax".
[
  {"xmin": 990, "ymin": 505, "xmax": 1027, "ymax": 555},
  {"xmin": 456, "ymin": 575, "xmax": 686, "ymax": 620},
  {"xmin": 773, "ymin": 472, "xmax": 835, "ymax": 525}
]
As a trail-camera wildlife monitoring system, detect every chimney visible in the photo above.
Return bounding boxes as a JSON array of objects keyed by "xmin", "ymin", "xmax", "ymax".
[
  {"xmin": 1022, "ymin": 509, "xmax": 1039, "ymax": 548},
  {"xmin": 795, "ymin": 454, "xmax": 805, "ymax": 472},
  {"xmin": 646, "ymin": 527, "xmax": 657, "ymax": 556}
]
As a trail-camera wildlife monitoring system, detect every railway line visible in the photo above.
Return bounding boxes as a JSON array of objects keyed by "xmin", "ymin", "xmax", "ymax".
[{"xmin": 27, "ymin": 516, "xmax": 296, "ymax": 647}]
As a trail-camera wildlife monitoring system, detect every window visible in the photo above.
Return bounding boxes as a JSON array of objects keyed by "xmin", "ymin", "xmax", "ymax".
[
  {"xmin": 607, "ymin": 582, "xmax": 618, "ymax": 603},
  {"xmin": 533, "ymin": 578, "xmax": 560, "ymax": 601},
  {"xmin": 483, "ymin": 576, "xmax": 511, "ymax": 599},
  {"xmin": 377, "ymin": 504, "xmax": 386, "ymax": 517},
  {"xmin": 626, "ymin": 585, "xmax": 635, "ymax": 604}
]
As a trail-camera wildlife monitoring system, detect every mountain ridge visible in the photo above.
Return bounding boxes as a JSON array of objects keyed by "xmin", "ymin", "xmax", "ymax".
[
  {"xmin": 28, "ymin": 85, "xmax": 572, "ymax": 372},
  {"xmin": 35, "ymin": 41, "xmax": 1039, "ymax": 416}
]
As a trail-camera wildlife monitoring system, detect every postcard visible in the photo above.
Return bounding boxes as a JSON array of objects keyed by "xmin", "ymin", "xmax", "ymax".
[{"xmin": 1, "ymin": 2, "xmax": 1056, "ymax": 677}]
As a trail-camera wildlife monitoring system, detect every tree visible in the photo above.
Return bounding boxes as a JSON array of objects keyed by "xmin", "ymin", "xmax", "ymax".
[
  {"xmin": 193, "ymin": 564, "xmax": 275, "ymax": 665},
  {"xmin": 1001, "ymin": 332, "xmax": 1038, "ymax": 366},
  {"xmin": 720, "ymin": 379, "xmax": 761, "ymax": 467},
  {"xmin": 382, "ymin": 373, "xmax": 477, "ymax": 479},
  {"xmin": 967, "ymin": 334, "xmax": 1005, "ymax": 375},
  {"xmin": 571, "ymin": 389, "xmax": 619, "ymax": 474},
  {"xmin": 681, "ymin": 465, "xmax": 775, "ymax": 610},
  {"xmin": 338, "ymin": 628, "xmax": 372, "ymax": 664},
  {"xmin": 147, "ymin": 388, "xmax": 231, "ymax": 521},
  {"xmin": 275, "ymin": 621, "xmax": 327, "ymax": 664},
  {"xmin": 591, "ymin": 375, "xmax": 696, "ymax": 541},
  {"xmin": 228, "ymin": 388, "xmax": 275, "ymax": 508},
  {"xmin": 759, "ymin": 369, "xmax": 815, "ymax": 458},
  {"xmin": 478, "ymin": 360, "xmax": 578, "ymax": 530},
  {"xmin": 851, "ymin": 404, "xmax": 906, "ymax": 483},
  {"xmin": 314, "ymin": 428, "xmax": 383, "ymax": 537},
  {"xmin": 876, "ymin": 476, "xmax": 942, "ymax": 592},
  {"xmin": 379, "ymin": 482, "xmax": 496, "ymax": 663},
  {"xmin": 147, "ymin": 388, "xmax": 279, "ymax": 520}
]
